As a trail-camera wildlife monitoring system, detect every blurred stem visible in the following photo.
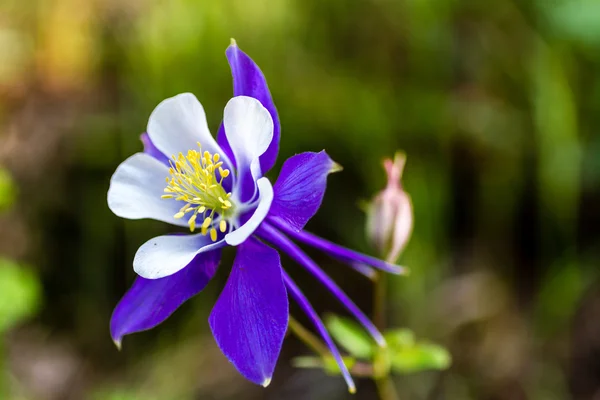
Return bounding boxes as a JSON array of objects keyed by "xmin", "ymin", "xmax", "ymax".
[
  {"xmin": 373, "ymin": 270, "xmax": 400, "ymax": 400},
  {"xmin": 0, "ymin": 344, "xmax": 6, "ymax": 397},
  {"xmin": 288, "ymin": 315, "xmax": 330, "ymax": 357},
  {"xmin": 373, "ymin": 271, "xmax": 388, "ymax": 330},
  {"xmin": 375, "ymin": 376, "xmax": 400, "ymax": 400}
]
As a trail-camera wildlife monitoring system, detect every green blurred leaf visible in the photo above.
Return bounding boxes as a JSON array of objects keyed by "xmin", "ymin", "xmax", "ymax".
[
  {"xmin": 292, "ymin": 355, "xmax": 325, "ymax": 369},
  {"xmin": 532, "ymin": 43, "xmax": 581, "ymax": 239},
  {"xmin": 544, "ymin": 0, "xmax": 600, "ymax": 46},
  {"xmin": 390, "ymin": 342, "xmax": 451, "ymax": 374},
  {"xmin": 0, "ymin": 168, "xmax": 16, "ymax": 211},
  {"xmin": 292, "ymin": 355, "xmax": 357, "ymax": 376},
  {"xmin": 92, "ymin": 389, "xmax": 155, "ymax": 400},
  {"xmin": 0, "ymin": 258, "xmax": 41, "ymax": 332},
  {"xmin": 373, "ymin": 347, "xmax": 392, "ymax": 379},
  {"xmin": 384, "ymin": 328, "xmax": 416, "ymax": 349},
  {"xmin": 325, "ymin": 314, "xmax": 374, "ymax": 359},
  {"xmin": 534, "ymin": 261, "xmax": 586, "ymax": 337},
  {"xmin": 324, "ymin": 355, "xmax": 356, "ymax": 376}
]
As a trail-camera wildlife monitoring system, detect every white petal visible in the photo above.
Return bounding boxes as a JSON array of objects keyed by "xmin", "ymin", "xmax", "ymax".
[
  {"xmin": 147, "ymin": 93, "xmax": 232, "ymax": 168},
  {"xmin": 134, "ymin": 233, "xmax": 225, "ymax": 279},
  {"xmin": 226, "ymin": 178, "xmax": 274, "ymax": 246},
  {"xmin": 107, "ymin": 153, "xmax": 187, "ymax": 227},
  {"xmin": 223, "ymin": 96, "xmax": 274, "ymax": 174}
]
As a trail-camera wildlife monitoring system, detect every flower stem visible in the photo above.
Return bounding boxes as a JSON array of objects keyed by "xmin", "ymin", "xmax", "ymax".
[
  {"xmin": 288, "ymin": 315, "xmax": 330, "ymax": 357},
  {"xmin": 373, "ymin": 271, "xmax": 388, "ymax": 331},
  {"xmin": 375, "ymin": 375, "xmax": 400, "ymax": 400},
  {"xmin": 373, "ymin": 270, "xmax": 400, "ymax": 400},
  {"xmin": 0, "ymin": 344, "xmax": 6, "ymax": 398}
]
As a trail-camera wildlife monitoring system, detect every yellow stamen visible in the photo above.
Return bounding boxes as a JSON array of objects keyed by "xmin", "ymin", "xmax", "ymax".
[
  {"xmin": 188, "ymin": 214, "xmax": 197, "ymax": 232},
  {"xmin": 219, "ymin": 220, "xmax": 227, "ymax": 233},
  {"xmin": 161, "ymin": 143, "xmax": 235, "ymax": 233},
  {"xmin": 210, "ymin": 228, "xmax": 217, "ymax": 241}
]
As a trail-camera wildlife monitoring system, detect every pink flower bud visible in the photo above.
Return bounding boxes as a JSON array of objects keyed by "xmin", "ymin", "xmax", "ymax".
[{"xmin": 366, "ymin": 152, "xmax": 413, "ymax": 263}]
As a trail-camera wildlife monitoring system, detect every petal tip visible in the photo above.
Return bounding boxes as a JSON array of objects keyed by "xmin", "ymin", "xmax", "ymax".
[
  {"xmin": 389, "ymin": 263, "xmax": 409, "ymax": 276},
  {"xmin": 330, "ymin": 161, "xmax": 343, "ymax": 173},
  {"xmin": 230, "ymin": 38, "xmax": 237, "ymax": 47},
  {"xmin": 261, "ymin": 377, "xmax": 272, "ymax": 388},
  {"xmin": 113, "ymin": 338, "xmax": 122, "ymax": 351},
  {"xmin": 348, "ymin": 384, "xmax": 357, "ymax": 394}
]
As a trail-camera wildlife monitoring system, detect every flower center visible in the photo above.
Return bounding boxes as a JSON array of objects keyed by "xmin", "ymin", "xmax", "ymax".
[{"xmin": 161, "ymin": 143, "xmax": 235, "ymax": 241}]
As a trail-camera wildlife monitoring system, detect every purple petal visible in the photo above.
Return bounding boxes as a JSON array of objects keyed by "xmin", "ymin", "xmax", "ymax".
[
  {"xmin": 257, "ymin": 223, "xmax": 385, "ymax": 347},
  {"xmin": 269, "ymin": 218, "xmax": 407, "ymax": 275},
  {"xmin": 140, "ymin": 132, "xmax": 169, "ymax": 165},
  {"xmin": 209, "ymin": 238, "xmax": 288, "ymax": 386},
  {"xmin": 110, "ymin": 249, "xmax": 221, "ymax": 347},
  {"xmin": 217, "ymin": 41, "xmax": 281, "ymax": 174},
  {"xmin": 269, "ymin": 151, "xmax": 339, "ymax": 231},
  {"xmin": 282, "ymin": 270, "xmax": 356, "ymax": 393}
]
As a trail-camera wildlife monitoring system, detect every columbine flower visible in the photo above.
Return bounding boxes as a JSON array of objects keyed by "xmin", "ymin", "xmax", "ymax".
[
  {"xmin": 108, "ymin": 41, "xmax": 406, "ymax": 392},
  {"xmin": 366, "ymin": 152, "xmax": 413, "ymax": 263}
]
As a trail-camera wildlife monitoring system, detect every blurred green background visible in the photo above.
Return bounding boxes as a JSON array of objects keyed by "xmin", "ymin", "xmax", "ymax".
[{"xmin": 1, "ymin": 0, "xmax": 599, "ymax": 399}]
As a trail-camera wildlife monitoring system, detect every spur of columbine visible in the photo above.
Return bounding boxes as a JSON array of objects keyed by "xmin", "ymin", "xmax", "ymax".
[{"xmin": 108, "ymin": 41, "xmax": 406, "ymax": 392}]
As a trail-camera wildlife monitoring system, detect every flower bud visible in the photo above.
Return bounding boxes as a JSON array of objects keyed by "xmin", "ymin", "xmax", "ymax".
[{"xmin": 366, "ymin": 152, "xmax": 413, "ymax": 263}]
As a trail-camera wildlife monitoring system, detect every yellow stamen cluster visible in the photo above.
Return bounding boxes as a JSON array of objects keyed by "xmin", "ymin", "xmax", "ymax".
[{"xmin": 161, "ymin": 143, "xmax": 234, "ymax": 240}]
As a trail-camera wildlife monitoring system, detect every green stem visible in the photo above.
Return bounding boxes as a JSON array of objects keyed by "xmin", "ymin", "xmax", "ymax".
[
  {"xmin": 375, "ymin": 375, "xmax": 400, "ymax": 400},
  {"xmin": 0, "ymin": 343, "xmax": 6, "ymax": 398},
  {"xmin": 373, "ymin": 271, "xmax": 388, "ymax": 331},
  {"xmin": 373, "ymin": 267, "xmax": 400, "ymax": 400},
  {"xmin": 288, "ymin": 315, "xmax": 330, "ymax": 357}
]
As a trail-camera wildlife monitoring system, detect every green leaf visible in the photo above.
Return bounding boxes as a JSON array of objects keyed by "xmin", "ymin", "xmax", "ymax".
[
  {"xmin": 0, "ymin": 168, "xmax": 16, "ymax": 211},
  {"xmin": 292, "ymin": 355, "xmax": 356, "ymax": 376},
  {"xmin": 0, "ymin": 258, "xmax": 41, "ymax": 333},
  {"xmin": 292, "ymin": 356, "xmax": 325, "ymax": 369},
  {"xmin": 390, "ymin": 342, "xmax": 451, "ymax": 374},
  {"xmin": 323, "ymin": 355, "xmax": 356, "ymax": 375},
  {"xmin": 325, "ymin": 314, "xmax": 374, "ymax": 359},
  {"xmin": 384, "ymin": 328, "xmax": 416, "ymax": 349}
]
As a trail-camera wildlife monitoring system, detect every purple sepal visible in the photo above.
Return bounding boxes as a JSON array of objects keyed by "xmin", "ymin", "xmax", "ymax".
[
  {"xmin": 110, "ymin": 249, "xmax": 221, "ymax": 347},
  {"xmin": 270, "ymin": 218, "xmax": 407, "ymax": 275},
  {"xmin": 140, "ymin": 132, "xmax": 169, "ymax": 165},
  {"xmin": 282, "ymin": 270, "xmax": 356, "ymax": 393},
  {"xmin": 257, "ymin": 223, "xmax": 385, "ymax": 347},
  {"xmin": 269, "ymin": 151, "xmax": 337, "ymax": 231},
  {"xmin": 209, "ymin": 238, "xmax": 288, "ymax": 386},
  {"xmin": 217, "ymin": 42, "xmax": 281, "ymax": 173}
]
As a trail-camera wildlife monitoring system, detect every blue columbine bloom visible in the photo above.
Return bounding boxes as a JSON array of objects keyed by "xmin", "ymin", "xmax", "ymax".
[{"xmin": 108, "ymin": 41, "xmax": 406, "ymax": 392}]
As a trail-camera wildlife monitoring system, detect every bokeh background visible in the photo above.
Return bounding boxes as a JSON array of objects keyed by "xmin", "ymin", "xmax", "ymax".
[{"xmin": 1, "ymin": 0, "xmax": 600, "ymax": 399}]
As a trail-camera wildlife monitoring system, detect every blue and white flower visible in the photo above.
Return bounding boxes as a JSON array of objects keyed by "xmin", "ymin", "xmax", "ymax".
[{"xmin": 108, "ymin": 41, "xmax": 406, "ymax": 392}]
